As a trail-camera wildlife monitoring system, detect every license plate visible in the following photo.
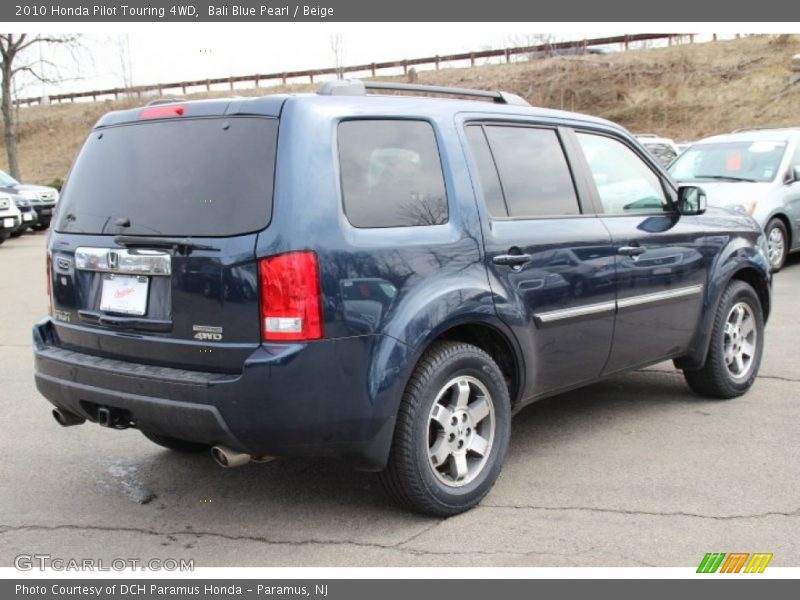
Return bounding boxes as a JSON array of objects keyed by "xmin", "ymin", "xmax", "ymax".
[
  {"xmin": 2, "ymin": 218, "xmax": 12, "ymax": 228},
  {"xmin": 40, "ymin": 208, "xmax": 52, "ymax": 215},
  {"xmin": 100, "ymin": 275, "xmax": 149, "ymax": 316},
  {"xmin": 652, "ymin": 267, "xmax": 672, "ymax": 275},
  {"xmin": 23, "ymin": 213, "xmax": 33, "ymax": 222}
]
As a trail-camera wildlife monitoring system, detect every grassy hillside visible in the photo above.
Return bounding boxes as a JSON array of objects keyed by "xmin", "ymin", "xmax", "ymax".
[{"xmin": 3, "ymin": 34, "xmax": 800, "ymax": 185}]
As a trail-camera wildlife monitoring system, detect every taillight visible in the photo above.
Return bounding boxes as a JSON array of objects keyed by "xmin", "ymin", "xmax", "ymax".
[
  {"xmin": 258, "ymin": 251, "xmax": 323, "ymax": 342},
  {"xmin": 46, "ymin": 251, "xmax": 53, "ymax": 316},
  {"xmin": 138, "ymin": 104, "xmax": 185, "ymax": 119}
]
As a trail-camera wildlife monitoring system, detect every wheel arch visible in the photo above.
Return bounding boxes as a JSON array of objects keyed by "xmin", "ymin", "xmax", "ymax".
[{"xmin": 674, "ymin": 258, "xmax": 770, "ymax": 371}]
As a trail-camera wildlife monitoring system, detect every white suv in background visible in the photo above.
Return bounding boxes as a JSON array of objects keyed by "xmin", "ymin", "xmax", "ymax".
[
  {"xmin": 635, "ymin": 133, "xmax": 681, "ymax": 167},
  {"xmin": 0, "ymin": 193, "xmax": 22, "ymax": 245},
  {"xmin": 669, "ymin": 128, "xmax": 800, "ymax": 271}
]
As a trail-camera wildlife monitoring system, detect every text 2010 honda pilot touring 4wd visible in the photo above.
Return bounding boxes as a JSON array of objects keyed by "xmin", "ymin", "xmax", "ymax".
[{"xmin": 34, "ymin": 81, "xmax": 771, "ymax": 515}]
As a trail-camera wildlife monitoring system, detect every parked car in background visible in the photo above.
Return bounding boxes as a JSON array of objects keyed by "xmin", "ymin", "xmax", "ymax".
[
  {"xmin": 635, "ymin": 134, "xmax": 681, "ymax": 167},
  {"xmin": 10, "ymin": 196, "xmax": 37, "ymax": 237},
  {"xmin": 34, "ymin": 81, "xmax": 771, "ymax": 516},
  {"xmin": 0, "ymin": 170, "xmax": 59, "ymax": 232},
  {"xmin": 669, "ymin": 128, "xmax": 800, "ymax": 270},
  {"xmin": 0, "ymin": 193, "xmax": 22, "ymax": 245}
]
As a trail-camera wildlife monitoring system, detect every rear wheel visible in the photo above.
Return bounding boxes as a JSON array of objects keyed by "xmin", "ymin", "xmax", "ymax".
[
  {"xmin": 32, "ymin": 223, "xmax": 49, "ymax": 231},
  {"xmin": 141, "ymin": 431, "xmax": 210, "ymax": 453},
  {"xmin": 683, "ymin": 280, "xmax": 764, "ymax": 399},
  {"xmin": 380, "ymin": 341, "xmax": 511, "ymax": 516},
  {"xmin": 765, "ymin": 218, "xmax": 788, "ymax": 271}
]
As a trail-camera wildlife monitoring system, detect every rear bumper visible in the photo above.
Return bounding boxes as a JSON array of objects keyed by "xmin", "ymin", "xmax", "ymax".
[{"xmin": 32, "ymin": 318, "xmax": 396, "ymax": 470}]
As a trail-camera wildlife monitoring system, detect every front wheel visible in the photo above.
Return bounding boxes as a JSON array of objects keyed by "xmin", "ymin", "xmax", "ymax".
[
  {"xmin": 765, "ymin": 218, "xmax": 788, "ymax": 272},
  {"xmin": 683, "ymin": 280, "xmax": 764, "ymax": 399},
  {"xmin": 380, "ymin": 341, "xmax": 511, "ymax": 516}
]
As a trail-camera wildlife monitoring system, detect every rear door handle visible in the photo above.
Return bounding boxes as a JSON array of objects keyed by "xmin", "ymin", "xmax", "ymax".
[
  {"xmin": 617, "ymin": 245, "xmax": 646, "ymax": 257},
  {"xmin": 493, "ymin": 254, "xmax": 532, "ymax": 267}
]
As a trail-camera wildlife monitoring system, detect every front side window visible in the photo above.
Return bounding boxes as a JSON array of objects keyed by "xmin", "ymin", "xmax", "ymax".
[
  {"xmin": 338, "ymin": 120, "xmax": 448, "ymax": 228},
  {"xmin": 577, "ymin": 132, "xmax": 669, "ymax": 214}
]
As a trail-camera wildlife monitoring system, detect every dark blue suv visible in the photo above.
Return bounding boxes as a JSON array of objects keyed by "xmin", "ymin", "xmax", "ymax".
[{"xmin": 33, "ymin": 81, "xmax": 772, "ymax": 515}]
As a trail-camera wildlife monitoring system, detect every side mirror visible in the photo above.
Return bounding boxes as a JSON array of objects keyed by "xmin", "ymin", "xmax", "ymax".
[
  {"xmin": 784, "ymin": 166, "xmax": 800, "ymax": 185},
  {"xmin": 677, "ymin": 185, "xmax": 707, "ymax": 215}
]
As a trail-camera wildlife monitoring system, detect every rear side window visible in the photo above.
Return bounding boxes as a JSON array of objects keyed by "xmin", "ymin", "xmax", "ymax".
[
  {"xmin": 464, "ymin": 126, "xmax": 508, "ymax": 217},
  {"xmin": 338, "ymin": 120, "xmax": 448, "ymax": 227},
  {"xmin": 482, "ymin": 125, "xmax": 580, "ymax": 218},
  {"xmin": 56, "ymin": 117, "xmax": 278, "ymax": 237}
]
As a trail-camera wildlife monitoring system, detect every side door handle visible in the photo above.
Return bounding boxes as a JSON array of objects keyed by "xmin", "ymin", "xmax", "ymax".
[
  {"xmin": 617, "ymin": 245, "xmax": 646, "ymax": 257},
  {"xmin": 493, "ymin": 253, "xmax": 532, "ymax": 267}
]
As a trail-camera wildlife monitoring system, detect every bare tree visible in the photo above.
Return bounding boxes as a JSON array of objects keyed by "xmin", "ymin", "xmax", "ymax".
[
  {"xmin": 329, "ymin": 34, "xmax": 345, "ymax": 79},
  {"xmin": 0, "ymin": 33, "xmax": 81, "ymax": 179},
  {"xmin": 115, "ymin": 34, "xmax": 134, "ymax": 91}
]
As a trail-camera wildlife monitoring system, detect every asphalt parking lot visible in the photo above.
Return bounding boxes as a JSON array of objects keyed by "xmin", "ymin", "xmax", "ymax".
[{"xmin": 1, "ymin": 231, "xmax": 798, "ymax": 568}]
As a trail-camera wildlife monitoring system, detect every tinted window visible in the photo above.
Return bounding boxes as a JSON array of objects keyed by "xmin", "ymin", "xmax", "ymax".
[
  {"xmin": 338, "ymin": 120, "xmax": 447, "ymax": 227},
  {"xmin": 465, "ymin": 125, "xmax": 508, "ymax": 217},
  {"xmin": 484, "ymin": 126, "xmax": 579, "ymax": 217},
  {"xmin": 577, "ymin": 132, "xmax": 668, "ymax": 214},
  {"xmin": 56, "ymin": 117, "xmax": 278, "ymax": 237}
]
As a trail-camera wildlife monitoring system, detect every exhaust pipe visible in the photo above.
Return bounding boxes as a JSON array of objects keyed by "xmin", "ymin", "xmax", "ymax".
[
  {"xmin": 52, "ymin": 408, "xmax": 86, "ymax": 427},
  {"xmin": 211, "ymin": 445, "xmax": 274, "ymax": 468}
]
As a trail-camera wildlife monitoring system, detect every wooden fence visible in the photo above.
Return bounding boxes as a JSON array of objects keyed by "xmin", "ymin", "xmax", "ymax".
[{"xmin": 15, "ymin": 33, "xmax": 694, "ymax": 106}]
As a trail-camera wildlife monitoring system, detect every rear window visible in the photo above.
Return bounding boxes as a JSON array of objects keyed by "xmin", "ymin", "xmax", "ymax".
[
  {"xmin": 338, "ymin": 120, "xmax": 448, "ymax": 228},
  {"xmin": 482, "ymin": 126, "xmax": 580, "ymax": 218},
  {"xmin": 56, "ymin": 117, "xmax": 278, "ymax": 237}
]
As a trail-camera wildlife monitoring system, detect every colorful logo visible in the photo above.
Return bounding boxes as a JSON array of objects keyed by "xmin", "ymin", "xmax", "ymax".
[{"xmin": 697, "ymin": 552, "xmax": 773, "ymax": 573}]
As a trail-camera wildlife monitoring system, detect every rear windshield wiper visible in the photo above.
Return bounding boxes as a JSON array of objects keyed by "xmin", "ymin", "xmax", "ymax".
[
  {"xmin": 693, "ymin": 174, "xmax": 758, "ymax": 183},
  {"xmin": 114, "ymin": 235, "xmax": 220, "ymax": 254}
]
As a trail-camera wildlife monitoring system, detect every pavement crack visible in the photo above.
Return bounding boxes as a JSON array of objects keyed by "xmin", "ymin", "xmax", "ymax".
[
  {"xmin": 395, "ymin": 519, "xmax": 444, "ymax": 547},
  {"xmin": 480, "ymin": 504, "xmax": 800, "ymax": 521},
  {"xmin": 0, "ymin": 522, "xmax": 515, "ymax": 558}
]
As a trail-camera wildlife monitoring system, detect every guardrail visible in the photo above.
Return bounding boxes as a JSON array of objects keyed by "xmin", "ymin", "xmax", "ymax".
[{"xmin": 15, "ymin": 33, "xmax": 693, "ymax": 107}]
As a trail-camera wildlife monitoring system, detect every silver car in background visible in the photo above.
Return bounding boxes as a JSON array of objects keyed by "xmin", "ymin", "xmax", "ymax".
[{"xmin": 669, "ymin": 128, "xmax": 800, "ymax": 270}]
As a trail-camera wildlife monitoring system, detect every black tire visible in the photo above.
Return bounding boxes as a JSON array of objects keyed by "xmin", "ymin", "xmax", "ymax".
[
  {"xmin": 765, "ymin": 218, "xmax": 788, "ymax": 272},
  {"xmin": 32, "ymin": 223, "xmax": 49, "ymax": 231},
  {"xmin": 10, "ymin": 230, "xmax": 23, "ymax": 238},
  {"xmin": 141, "ymin": 431, "xmax": 210, "ymax": 453},
  {"xmin": 380, "ymin": 341, "xmax": 511, "ymax": 516},
  {"xmin": 683, "ymin": 280, "xmax": 764, "ymax": 399}
]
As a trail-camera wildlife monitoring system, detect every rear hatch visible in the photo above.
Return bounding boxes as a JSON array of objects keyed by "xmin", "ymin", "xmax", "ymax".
[{"xmin": 49, "ymin": 110, "xmax": 279, "ymax": 373}]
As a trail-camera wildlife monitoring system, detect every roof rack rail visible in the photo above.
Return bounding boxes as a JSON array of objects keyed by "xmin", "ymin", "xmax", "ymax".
[{"xmin": 316, "ymin": 79, "xmax": 530, "ymax": 107}]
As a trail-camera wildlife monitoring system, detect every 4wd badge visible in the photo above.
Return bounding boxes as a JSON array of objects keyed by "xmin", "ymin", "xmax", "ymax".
[{"xmin": 192, "ymin": 325, "xmax": 223, "ymax": 341}]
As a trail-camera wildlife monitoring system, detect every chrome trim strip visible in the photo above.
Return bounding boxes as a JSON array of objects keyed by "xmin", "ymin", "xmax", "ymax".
[
  {"xmin": 617, "ymin": 284, "xmax": 704, "ymax": 309},
  {"xmin": 534, "ymin": 284, "xmax": 704, "ymax": 325},
  {"xmin": 75, "ymin": 247, "xmax": 171, "ymax": 276},
  {"xmin": 536, "ymin": 300, "xmax": 617, "ymax": 324}
]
